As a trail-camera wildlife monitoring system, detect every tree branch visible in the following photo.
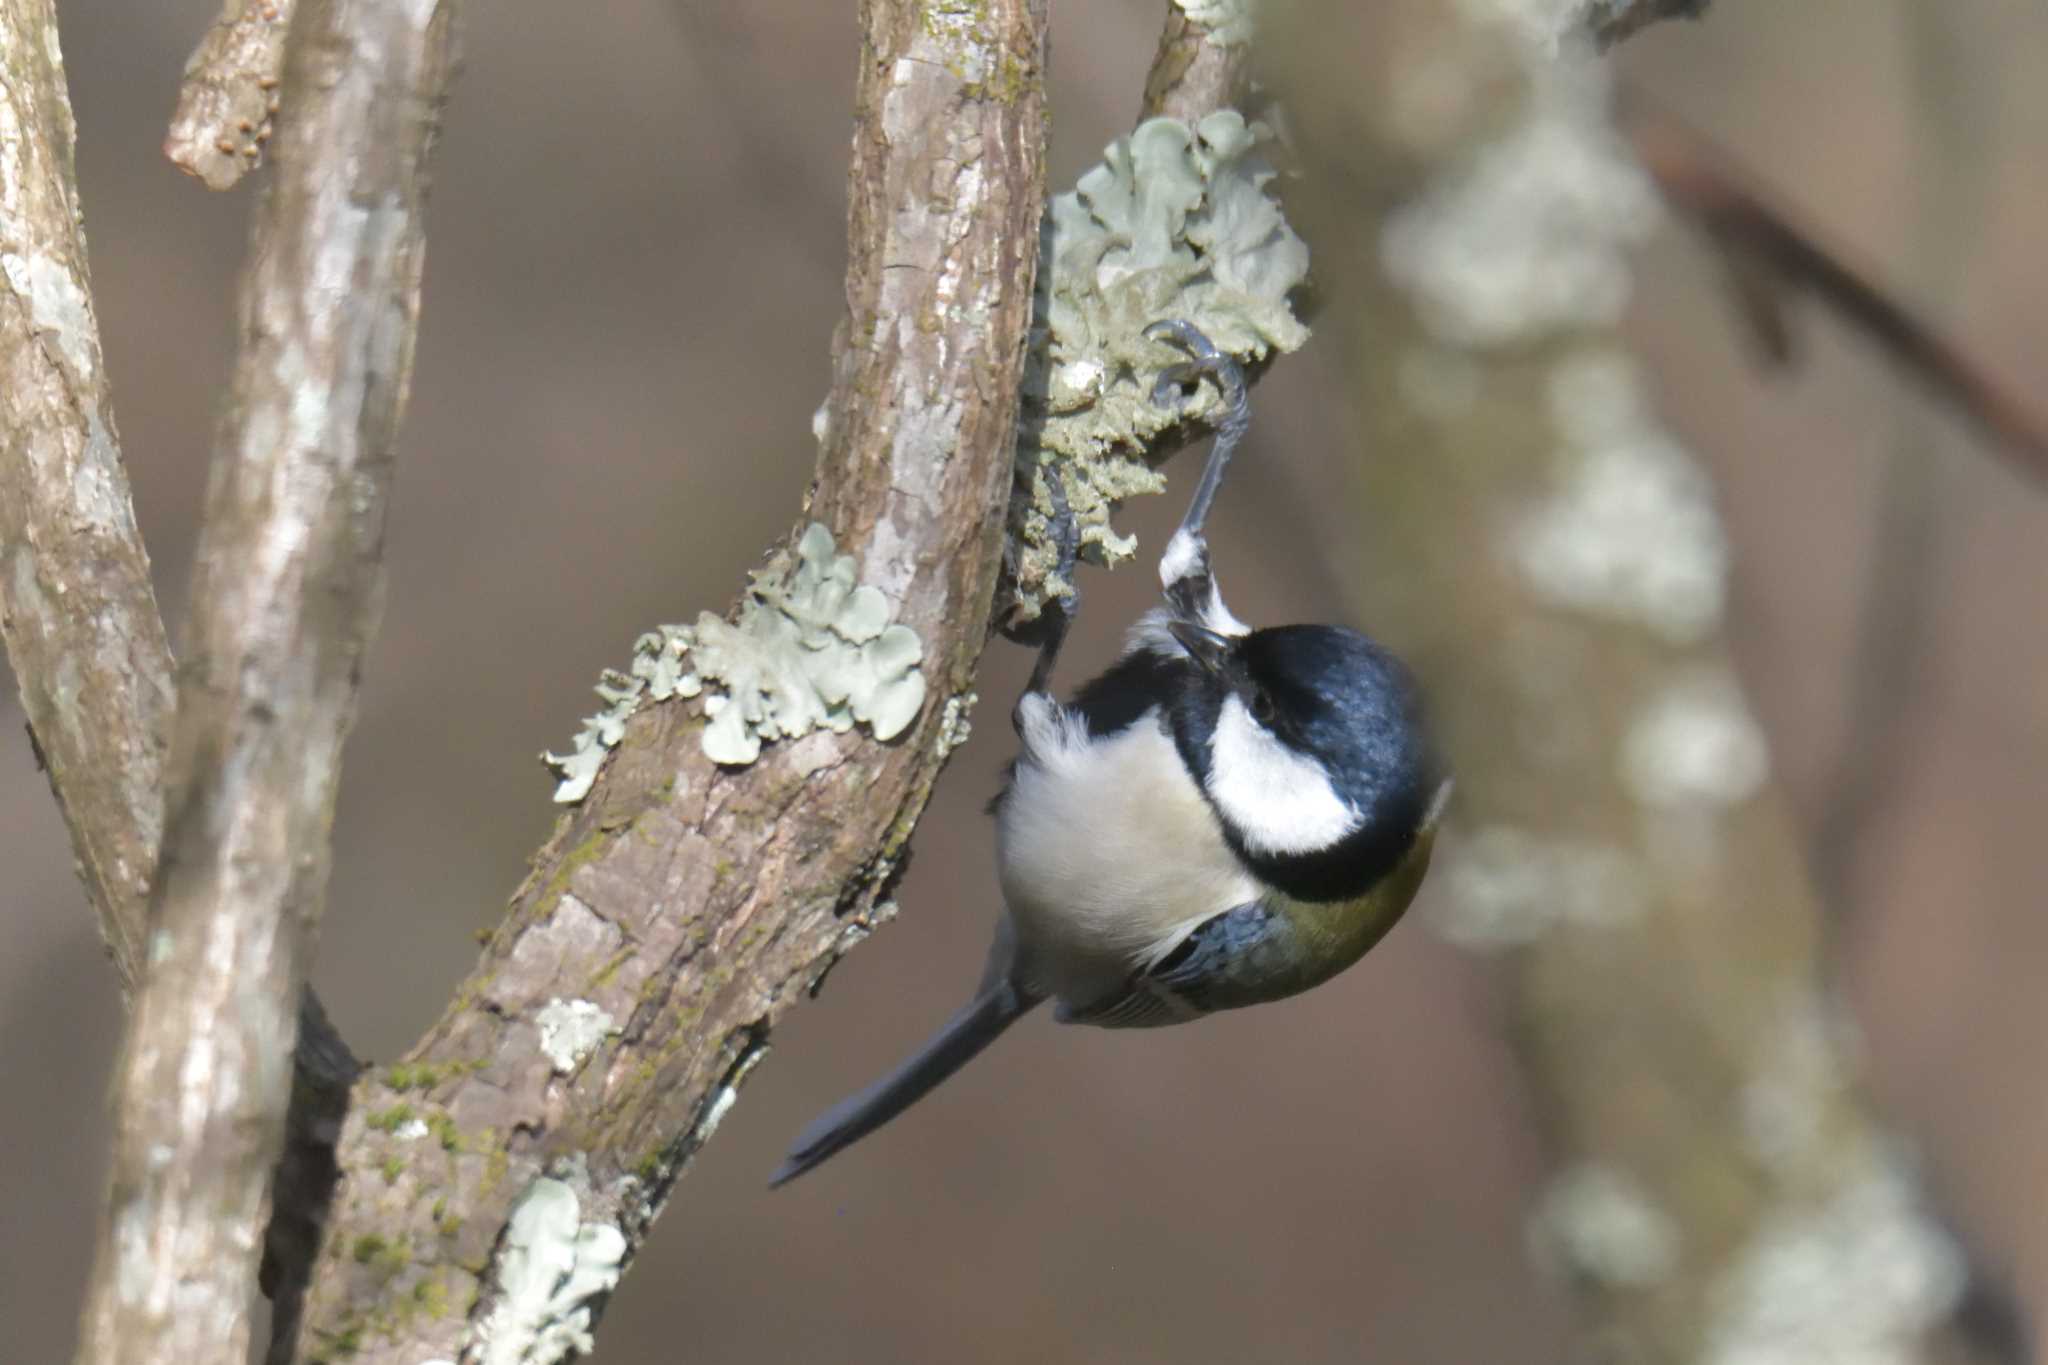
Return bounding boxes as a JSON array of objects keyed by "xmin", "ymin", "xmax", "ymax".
[
  {"xmin": 0, "ymin": 0, "xmax": 176, "ymax": 993},
  {"xmin": 1270, "ymin": 4, "xmax": 1973, "ymax": 1359},
  {"xmin": 1140, "ymin": 3, "xmax": 1250, "ymax": 122},
  {"xmin": 1622, "ymin": 92, "xmax": 2048, "ymax": 487},
  {"xmin": 286, "ymin": 1, "xmax": 1048, "ymax": 1359},
  {"xmin": 165, "ymin": 0, "xmax": 297, "ymax": 189},
  {"xmin": 73, "ymin": 1, "xmax": 459, "ymax": 1360},
  {"xmin": 1589, "ymin": 0, "xmax": 1711, "ymax": 49}
]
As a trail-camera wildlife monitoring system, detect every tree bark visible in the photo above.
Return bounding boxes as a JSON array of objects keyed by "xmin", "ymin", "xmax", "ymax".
[
  {"xmin": 1269, "ymin": 1, "xmax": 1972, "ymax": 1360},
  {"xmin": 74, "ymin": 1, "xmax": 459, "ymax": 1361},
  {"xmin": 1140, "ymin": 3, "xmax": 1250, "ymax": 123},
  {"xmin": 285, "ymin": 2, "xmax": 1050, "ymax": 1360},
  {"xmin": 165, "ymin": 0, "xmax": 299, "ymax": 189},
  {"xmin": 0, "ymin": 0, "xmax": 176, "ymax": 995}
]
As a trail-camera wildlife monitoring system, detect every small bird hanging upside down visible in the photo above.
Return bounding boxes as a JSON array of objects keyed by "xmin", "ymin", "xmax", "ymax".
[{"xmin": 771, "ymin": 320, "xmax": 1450, "ymax": 1187}]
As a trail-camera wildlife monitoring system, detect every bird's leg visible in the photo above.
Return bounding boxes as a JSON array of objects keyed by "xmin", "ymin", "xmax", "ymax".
[
  {"xmin": 1145, "ymin": 319, "xmax": 1251, "ymax": 632},
  {"xmin": 1011, "ymin": 467, "xmax": 1080, "ymax": 739},
  {"xmin": 1025, "ymin": 466, "xmax": 1080, "ymax": 696}
]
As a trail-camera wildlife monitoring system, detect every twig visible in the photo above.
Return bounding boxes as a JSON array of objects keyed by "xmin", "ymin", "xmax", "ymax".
[
  {"xmin": 0, "ymin": 0, "xmax": 176, "ymax": 992},
  {"xmin": 1622, "ymin": 91, "xmax": 2048, "ymax": 487},
  {"xmin": 73, "ymin": 1, "xmax": 459, "ymax": 1361},
  {"xmin": 165, "ymin": 0, "xmax": 297, "ymax": 189},
  {"xmin": 285, "ymin": 1, "xmax": 1048, "ymax": 1359},
  {"xmin": 1140, "ymin": 4, "xmax": 1250, "ymax": 122},
  {"xmin": 1590, "ymin": 0, "xmax": 1713, "ymax": 49}
]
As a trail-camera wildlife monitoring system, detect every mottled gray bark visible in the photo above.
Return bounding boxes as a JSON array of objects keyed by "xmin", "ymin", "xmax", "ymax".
[
  {"xmin": 1270, "ymin": 1, "xmax": 1969, "ymax": 1361},
  {"xmin": 285, "ymin": 2, "xmax": 1049, "ymax": 1360},
  {"xmin": 0, "ymin": 0, "xmax": 176, "ymax": 994},
  {"xmin": 74, "ymin": 1, "xmax": 459, "ymax": 1362},
  {"xmin": 165, "ymin": 0, "xmax": 298, "ymax": 188}
]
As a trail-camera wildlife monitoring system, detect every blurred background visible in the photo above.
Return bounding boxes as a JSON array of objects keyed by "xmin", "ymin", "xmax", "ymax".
[{"xmin": 3, "ymin": 0, "xmax": 2043, "ymax": 1360}]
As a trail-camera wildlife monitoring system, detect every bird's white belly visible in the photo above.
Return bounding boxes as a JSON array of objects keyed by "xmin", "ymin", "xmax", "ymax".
[{"xmin": 995, "ymin": 709, "xmax": 1259, "ymax": 1004}]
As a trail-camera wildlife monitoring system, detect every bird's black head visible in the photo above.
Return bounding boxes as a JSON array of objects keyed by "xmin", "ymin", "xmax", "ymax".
[{"xmin": 1167, "ymin": 622, "xmax": 1441, "ymax": 903}]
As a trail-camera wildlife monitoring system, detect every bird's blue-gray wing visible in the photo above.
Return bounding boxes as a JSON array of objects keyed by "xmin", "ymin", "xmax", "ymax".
[{"xmin": 1057, "ymin": 901, "xmax": 1301, "ymax": 1030}]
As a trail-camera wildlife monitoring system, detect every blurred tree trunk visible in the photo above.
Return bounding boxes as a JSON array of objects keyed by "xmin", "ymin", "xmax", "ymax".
[{"xmin": 1268, "ymin": 2, "xmax": 1993, "ymax": 1360}]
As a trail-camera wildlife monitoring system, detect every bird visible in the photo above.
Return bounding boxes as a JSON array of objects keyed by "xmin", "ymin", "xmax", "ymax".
[{"xmin": 769, "ymin": 319, "xmax": 1450, "ymax": 1188}]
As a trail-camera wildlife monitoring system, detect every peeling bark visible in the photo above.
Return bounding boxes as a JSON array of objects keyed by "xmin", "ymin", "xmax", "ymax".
[
  {"xmin": 0, "ymin": 0, "xmax": 175, "ymax": 992},
  {"xmin": 286, "ymin": 2, "xmax": 1049, "ymax": 1360},
  {"xmin": 73, "ymin": 1, "xmax": 460, "ymax": 1361}
]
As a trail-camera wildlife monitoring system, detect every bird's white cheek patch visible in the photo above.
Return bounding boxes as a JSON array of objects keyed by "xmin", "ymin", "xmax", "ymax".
[{"xmin": 1206, "ymin": 696, "xmax": 1362, "ymax": 855}]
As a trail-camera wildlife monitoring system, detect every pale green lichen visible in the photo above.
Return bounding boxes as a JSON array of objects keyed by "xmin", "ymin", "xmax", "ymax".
[
  {"xmin": 1429, "ymin": 823, "xmax": 1647, "ymax": 949},
  {"xmin": 472, "ymin": 1168, "xmax": 627, "ymax": 1365},
  {"xmin": 1009, "ymin": 109, "xmax": 1310, "ymax": 622},
  {"xmin": 1702, "ymin": 1147, "xmax": 1963, "ymax": 1365},
  {"xmin": 693, "ymin": 524, "xmax": 925, "ymax": 763},
  {"xmin": 535, "ymin": 998, "xmax": 618, "ymax": 1076},
  {"xmin": 935, "ymin": 690, "xmax": 977, "ymax": 760},
  {"xmin": 1528, "ymin": 1162, "xmax": 1682, "ymax": 1288},
  {"xmin": 1381, "ymin": 50, "xmax": 1659, "ymax": 346},
  {"xmin": 1512, "ymin": 351, "xmax": 1727, "ymax": 644},
  {"xmin": 541, "ymin": 625, "xmax": 697, "ymax": 803},
  {"xmin": 1620, "ymin": 668, "xmax": 1770, "ymax": 810},
  {"xmin": 541, "ymin": 523, "xmax": 926, "ymax": 799}
]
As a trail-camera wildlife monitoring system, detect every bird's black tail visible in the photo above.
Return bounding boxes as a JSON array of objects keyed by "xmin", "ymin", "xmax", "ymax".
[{"xmin": 768, "ymin": 981, "xmax": 1037, "ymax": 1188}]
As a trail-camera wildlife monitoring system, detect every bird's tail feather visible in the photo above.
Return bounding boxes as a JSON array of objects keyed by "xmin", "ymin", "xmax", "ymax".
[{"xmin": 768, "ymin": 981, "xmax": 1036, "ymax": 1188}]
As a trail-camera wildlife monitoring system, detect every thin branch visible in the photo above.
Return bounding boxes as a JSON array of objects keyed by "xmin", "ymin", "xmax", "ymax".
[
  {"xmin": 1590, "ymin": 0, "xmax": 1713, "ymax": 49},
  {"xmin": 73, "ymin": 0, "xmax": 459, "ymax": 1361},
  {"xmin": 1, "ymin": 7, "xmax": 361, "ymax": 1346},
  {"xmin": 1621, "ymin": 92, "xmax": 2048, "ymax": 487},
  {"xmin": 286, "ymin": 1, "xmax": 1048, "ymax": 1359},
  {"xmin": 0, "ymin": 0, "xmax": 176, "ymax": 992},
  {"xmin": 1140, "ymin": 4, "xmax": 1250, "ymax": 122},
  {"xmin": 165, "ymin": 0, "xmax": 297, "ymax": 190}
]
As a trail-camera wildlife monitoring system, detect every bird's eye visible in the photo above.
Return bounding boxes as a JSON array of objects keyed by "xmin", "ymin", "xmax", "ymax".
[{"xmin": 1248, "ymin": 687, "xmax": 1276, "ymax": 724}]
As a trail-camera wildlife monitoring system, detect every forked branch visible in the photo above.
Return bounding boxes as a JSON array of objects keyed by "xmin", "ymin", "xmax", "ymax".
[{"xmin": 74, "ymin": 1, "xmax": 459, "ymax": 1361}]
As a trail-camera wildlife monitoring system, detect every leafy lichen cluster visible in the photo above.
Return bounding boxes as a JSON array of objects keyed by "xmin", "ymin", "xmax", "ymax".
[
  {"xmin": 542, "ymin": 523, "xmax": 927, "ymax": 801},
  {"xmin": 1008, "ymin": 109, "xmax": 1310, "ymax": 623}
]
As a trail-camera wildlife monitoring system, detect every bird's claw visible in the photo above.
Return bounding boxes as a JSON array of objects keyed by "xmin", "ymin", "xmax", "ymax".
[
  {"xmin": 1145, "ymin": 320, "xmax": 1251, "ymax": 548},
  {"xmin": 1005, "ymin": 466, "xmax": 1080, "ymax": 699},
  {"xmin": 1145, "ymin": 319, "xmax": 1238, "ymax": 413}
]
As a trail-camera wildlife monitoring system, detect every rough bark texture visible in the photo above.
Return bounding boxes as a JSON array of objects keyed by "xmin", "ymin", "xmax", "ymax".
[
  {"xmin": 74, "ymin": 2, "xmax": 459, "ymax": 1362},
  {"xmin": 287, "ymin": 2, "xmax": 1049, "ymax": 1360},
  {"xmin": 0, "ymin": 0, "xmax": 176, "ymax": 991},
  {"xmin": 1271, "ymin": 1, "xmax": 1967, "ymax": 1361},
  {"xmin": 1140, "ymin": 4, "xmax": 1250, "ymax": 122},
  {"xmin": 165, "ymin": 0, "xmax": 298, "ymax": 189}
]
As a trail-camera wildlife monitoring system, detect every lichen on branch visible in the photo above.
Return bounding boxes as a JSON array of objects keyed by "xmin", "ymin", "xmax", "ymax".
[
  {"xmin": 543, "ymin": 522, "xmax": 928, "ymax": 801},
  {"xmin": 1007, "ymin": 109, "xmax": 1309, "ymax": 624}
]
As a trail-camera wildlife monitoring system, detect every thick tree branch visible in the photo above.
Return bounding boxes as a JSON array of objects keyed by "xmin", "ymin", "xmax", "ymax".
[
  {"xmin": 288, "ymin": 2, "xmax": 1048, "ymax": 1360},
  {"xmin": 1271, "ymin": 2, "xmax": 1972, "ymax": 1359},
  {"xmin": 166, "ymin": 0, "xmax": 298, "ymax": 189},
  {"xmin": 74, "ymin": 1, "xmax": 459, "ymax": 1361},
  {"xmin": 0, "ymin": 0, "xmax": 175, "ymax": 992}
]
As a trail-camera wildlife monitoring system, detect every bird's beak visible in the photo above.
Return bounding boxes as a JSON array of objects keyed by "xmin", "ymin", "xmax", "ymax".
[{"xmin": 1167, "ymin": 619, "xmax": 1233, "ymax": 676}]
